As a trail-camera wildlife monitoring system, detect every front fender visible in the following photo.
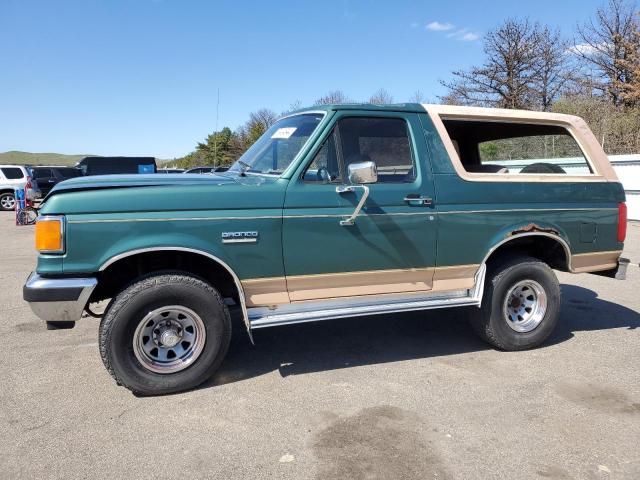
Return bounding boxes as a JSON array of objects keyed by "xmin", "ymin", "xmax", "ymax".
[{"xmin": 62, "ymin": 214, "xmax": 284, "ymax": 281}]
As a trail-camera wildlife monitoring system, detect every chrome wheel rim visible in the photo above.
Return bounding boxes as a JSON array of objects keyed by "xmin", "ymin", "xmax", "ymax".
[
  {"xmin": 1, "ymin": 195, "xmax": 15, "ymax": 209},
  {"xmin": 503, "ymin": 280, "xmax": 547, "ymax": 333},
  {"xmin": 133, "ymin": 306, "xmax": 206, "ymax": 374}
]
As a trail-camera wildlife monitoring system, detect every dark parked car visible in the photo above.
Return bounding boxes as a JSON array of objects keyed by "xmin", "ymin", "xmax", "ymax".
[
  {"xmin": 31, "ymin": 166, "xmax": 83, "ymax": 196},
  {"xmin": 157, "ymin": 168, "xmax": 185, "ymax": 174},
  {"xmin": 76, "ymin": 157, "xmax": 157, "ymax": 176},
  {"xmin": 183, "ymin": 166, "xmax": 228, "ymax": 174}
]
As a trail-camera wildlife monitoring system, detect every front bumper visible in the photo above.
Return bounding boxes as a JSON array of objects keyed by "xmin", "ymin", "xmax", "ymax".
[{"xmin": 23, "ymin": 272, "xmax": 97, "ymax": 322}]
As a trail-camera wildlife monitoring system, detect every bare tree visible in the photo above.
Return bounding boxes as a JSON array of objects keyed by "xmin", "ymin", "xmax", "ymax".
[
  {"xmin": 408, "ymin": 90, "xmax": 427, "ymax": 103},
  {"xmin": 534, "ymin": 26, "xmax": 572, "ymax": 110},
  {"xmin": 237, "ymin": 108, "xmax": 278, "ymax": 148},
  {"xmin": 281, "ymin": 100, "xmax": 302, "ymax": 116},
  {"xmin": 314, "ymin": 90, "xmax": 351, "ymax": 105},
  {"xmin": 368, "ymin": 88, "xmax": 394, "ymax": 104},
  {"xmin": 441, "ymin": 19, "xmax": 543, "ymax": 109},
  {"xmin": 575, "ymin": 0, "xmax": 640, "ymax": 106}
]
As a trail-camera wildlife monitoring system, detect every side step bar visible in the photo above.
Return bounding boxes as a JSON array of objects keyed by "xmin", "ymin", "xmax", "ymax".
[{"xmin": 248, "ymin": 265, "xmax": 486, "ymax": 329}]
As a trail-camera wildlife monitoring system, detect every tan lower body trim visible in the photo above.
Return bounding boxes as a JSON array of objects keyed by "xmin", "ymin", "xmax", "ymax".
[
  {"xmin": 241, "ymin": 277, "xmax": 289, "ymax": 307},
  {"xmin": 242, "ymin": 250, "xmax": 622, "ymax": 307},
  {"xmin": 571, "ymin": 250, "xmax": 622, "ymax": 273},
  {"xmin": 241, "ymin": 264, "xmax": 482, "ymax": 306},
  {"xmin": 286, "ymin": 267, "xmax": 435, "ymax": 302},
  {"xmin": 432, "ymin": 264, "xmax": 480, "ymax": 291}
]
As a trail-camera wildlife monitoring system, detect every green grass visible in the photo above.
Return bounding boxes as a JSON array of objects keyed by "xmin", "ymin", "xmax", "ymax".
[{"xmin": 0, "ymin": 151, "xmax": 92, "ymax": 166}]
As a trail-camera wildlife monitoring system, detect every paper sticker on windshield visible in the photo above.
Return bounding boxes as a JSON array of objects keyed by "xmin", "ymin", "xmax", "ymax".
[{"xmin": 271, "ymin": 127, "xmax": 296, "ymax": 139}]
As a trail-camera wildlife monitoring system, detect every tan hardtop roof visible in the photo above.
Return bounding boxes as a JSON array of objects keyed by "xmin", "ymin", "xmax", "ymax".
[
  {"xmin": 421, "ymin": 104, "xmax": 618, "ymax": 182},
  {"xmin": 421, "ymin": 104, "xmax": 581, "ymax": 123}
]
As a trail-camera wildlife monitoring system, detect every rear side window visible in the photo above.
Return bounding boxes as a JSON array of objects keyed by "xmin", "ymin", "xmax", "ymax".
[
  {"xmin": 33, "ymin": 168, "xmax": 53, "ymax": 178},
  {"xmin": 1, "ymin": 167, "xmax": 25, "ymax": 179},
  {"xmin": 443, "ymin": 120, "xmax": 594, "ymax": 175},
  {"xmin": 339, "ymin": 117, "xmax": 416, "ymax": 183}
]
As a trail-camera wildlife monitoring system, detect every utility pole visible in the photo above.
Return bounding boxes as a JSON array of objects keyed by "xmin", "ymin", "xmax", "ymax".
[{"xmin": 213, "ymin": 88, "xmax": 220, "ymax": 167}]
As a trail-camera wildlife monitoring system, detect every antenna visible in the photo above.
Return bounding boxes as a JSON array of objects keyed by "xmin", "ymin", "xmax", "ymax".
[{"xmin": 214, "ymin": 88, "xmax": 220, "ymax": 167}]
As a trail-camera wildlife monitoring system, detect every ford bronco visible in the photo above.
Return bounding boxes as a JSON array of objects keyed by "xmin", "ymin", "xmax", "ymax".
[{"xmin": 23, "ymin": 104, "xmax": 628, "ymax": 395}]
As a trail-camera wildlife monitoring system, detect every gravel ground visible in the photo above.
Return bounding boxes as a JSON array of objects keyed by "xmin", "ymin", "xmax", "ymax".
[{"xmin": 0, "ymin": 212, "xmax": 638, "ymax": 480}]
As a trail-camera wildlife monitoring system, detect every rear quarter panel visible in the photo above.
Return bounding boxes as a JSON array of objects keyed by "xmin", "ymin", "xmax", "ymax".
[{"xmin": 419, "ymin": 113, "xmax": 625, "ymax": 269}]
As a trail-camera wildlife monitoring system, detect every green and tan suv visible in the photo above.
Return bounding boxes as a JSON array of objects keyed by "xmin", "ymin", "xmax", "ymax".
[{"xmin": 23, "ymin": 104, "xmax": 628, "ymax": 395}]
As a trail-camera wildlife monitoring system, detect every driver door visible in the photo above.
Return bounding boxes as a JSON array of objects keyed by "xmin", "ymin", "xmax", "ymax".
[{"xmin": 282, "ymin": 112, "xmax": 437, "ymax": 302}]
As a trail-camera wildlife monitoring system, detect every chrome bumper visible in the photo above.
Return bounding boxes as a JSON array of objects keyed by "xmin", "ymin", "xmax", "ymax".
[{"xmin": 23, "ymin": 272, "xmax": 97, "ymax": 322}]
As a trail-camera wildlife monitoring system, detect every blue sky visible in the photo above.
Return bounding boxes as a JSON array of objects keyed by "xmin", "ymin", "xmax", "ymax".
[{"xmin": 0, "ymin": 0, "xmax": 606, "ymax": 158}]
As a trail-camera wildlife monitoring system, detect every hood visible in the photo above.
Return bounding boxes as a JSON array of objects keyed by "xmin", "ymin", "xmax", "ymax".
[
  {"xmin": 39, "ymin": 172, "xmax": 285, "ymax": 215},
  {"xmin": 47, "ymin": 173, "xmax": 235, "ymax": 197}
]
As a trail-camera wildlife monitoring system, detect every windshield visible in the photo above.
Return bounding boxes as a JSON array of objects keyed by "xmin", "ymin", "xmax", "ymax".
[{"xmin": 228, "ymin": 113, "xmax": 324, "ymax": 175}]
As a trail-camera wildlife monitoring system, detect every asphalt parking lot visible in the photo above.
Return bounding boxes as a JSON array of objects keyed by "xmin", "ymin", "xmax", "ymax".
[{"xmin": 1, "ymin": 212, "xmax": 638, "ymax": 480}]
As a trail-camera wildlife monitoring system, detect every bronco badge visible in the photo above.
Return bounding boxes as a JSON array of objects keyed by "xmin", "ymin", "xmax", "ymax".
[{"xmin": 221, "ymin": 231, "xmax": 259, "ymax": 244}]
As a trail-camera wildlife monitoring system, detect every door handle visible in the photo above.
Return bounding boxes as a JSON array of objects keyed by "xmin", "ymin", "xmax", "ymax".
[{"xmin": 404, "ymin": 194, "xmax": 433, "ymax": 206}]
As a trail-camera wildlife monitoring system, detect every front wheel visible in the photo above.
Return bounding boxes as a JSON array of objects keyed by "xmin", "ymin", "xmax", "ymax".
[
  {"xmin": 99, "ymin": 273, "xmax": 231, "ymax": 395},
  {"xmin": 0, "ymin": 192, "xmax": 15, "ymax": 211},
  {"xmin": 470, "ymin": 256, "xmax": 561, "ymax": 351}
]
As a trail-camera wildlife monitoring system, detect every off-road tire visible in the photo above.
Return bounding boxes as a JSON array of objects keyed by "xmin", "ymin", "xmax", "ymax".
[
  {"xmin": 99, "ymin": 273, "xmax": 231, "ymax": 395},
  {"xmin": 470, "ymin": 255, "xmax": 560, "ymax": 351}
]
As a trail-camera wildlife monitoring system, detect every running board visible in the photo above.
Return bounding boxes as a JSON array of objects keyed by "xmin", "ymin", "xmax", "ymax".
[{"xmin": 248, "ymin": 265, "xmax": 486, "ymax": 329}]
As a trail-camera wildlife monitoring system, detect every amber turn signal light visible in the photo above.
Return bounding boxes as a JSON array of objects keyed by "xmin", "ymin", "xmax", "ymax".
[{"xmin": 35, "ymin": 216, "xmax": 65, "ymax": 253}]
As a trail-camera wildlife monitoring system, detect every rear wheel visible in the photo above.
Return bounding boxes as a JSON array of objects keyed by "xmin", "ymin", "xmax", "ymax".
[
  {"xmin": 99, "ymin": 273, "xmax": 231, "ymax": 395},
  {"xmin": 0, "ymin": 192, "xmax": 15, "ymax": 211},
  {"xmin": 470, "ymin": 256, "xmax": 560, "ymax": 351}
]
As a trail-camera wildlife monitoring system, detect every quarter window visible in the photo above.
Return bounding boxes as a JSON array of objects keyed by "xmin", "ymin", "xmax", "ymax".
[
  {"xmin": 338, "ymin": 117, "xmax": 416, "ymax": 183},
  {"xmin": 442, "ymin": 120, "xmax": 594, "ymax": 175}
]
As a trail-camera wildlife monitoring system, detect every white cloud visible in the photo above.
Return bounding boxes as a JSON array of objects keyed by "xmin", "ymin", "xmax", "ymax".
[
  {"xmin": 567, "ymin": 43, "xmax": 602, "ymax": 55},
  {"xmin": 444, "ymin": 28, "xmax": 480, "ymax": 41},
  {"xmin": 426, "ymin": 21, "xmax": 454, "ymax": 31},
  {"xmin": 446, "ymin": 28, "xmax": 466, "ymax": 38},
  {"xmin": 424, "ymin": 21, "xmax": 480, "ymax": 41},
  {"xmin": 460, "ymin": 32, "xmax": 480, "ymax": 41}
]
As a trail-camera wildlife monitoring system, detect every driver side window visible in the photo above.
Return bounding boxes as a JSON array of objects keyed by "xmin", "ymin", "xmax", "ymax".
[{"xmin": 303, "ymin": 130, "xmax": 342, "ymax": 183}]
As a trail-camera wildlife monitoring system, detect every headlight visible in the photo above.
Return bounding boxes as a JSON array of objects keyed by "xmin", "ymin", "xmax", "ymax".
[{"xmin": 35, "ymin": 215, "xmax": 65, "ymax": 253}]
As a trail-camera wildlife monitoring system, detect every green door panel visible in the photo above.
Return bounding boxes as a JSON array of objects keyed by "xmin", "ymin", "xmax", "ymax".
[{"xmin": 282, "ymin": 111, "xmax": 437, "ymax": 287}]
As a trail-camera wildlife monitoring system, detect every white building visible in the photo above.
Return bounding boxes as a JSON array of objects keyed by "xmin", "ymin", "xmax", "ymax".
[{"xmin": 609, "ymin": 155, "xmax": 640, "ymax": 221}]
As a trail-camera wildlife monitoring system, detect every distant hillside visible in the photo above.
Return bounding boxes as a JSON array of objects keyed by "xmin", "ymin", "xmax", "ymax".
[{"xmin": 0, "ymin": 151, "xmax": 92, "ymax": 166}]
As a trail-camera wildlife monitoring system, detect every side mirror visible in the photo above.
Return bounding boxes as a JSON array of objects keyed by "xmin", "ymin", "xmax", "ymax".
[{"xmin": 347, "ymin": 161, "xmax": 378, "ymax": 184}]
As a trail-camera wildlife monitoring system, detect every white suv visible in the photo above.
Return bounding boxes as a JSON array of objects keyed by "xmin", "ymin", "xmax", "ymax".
[{"xmin": 0, "ymin": 165, "xmax": 40, "ymax": 211}]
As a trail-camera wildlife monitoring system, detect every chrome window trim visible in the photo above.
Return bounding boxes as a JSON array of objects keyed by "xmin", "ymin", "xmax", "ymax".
[
  {"xmin": 36, "ymin": 214, "xmax": 66, "ymax": 254},
  {"xmin": 98, "ymin": 247, "xmax": 253, "ymax": 343}
]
